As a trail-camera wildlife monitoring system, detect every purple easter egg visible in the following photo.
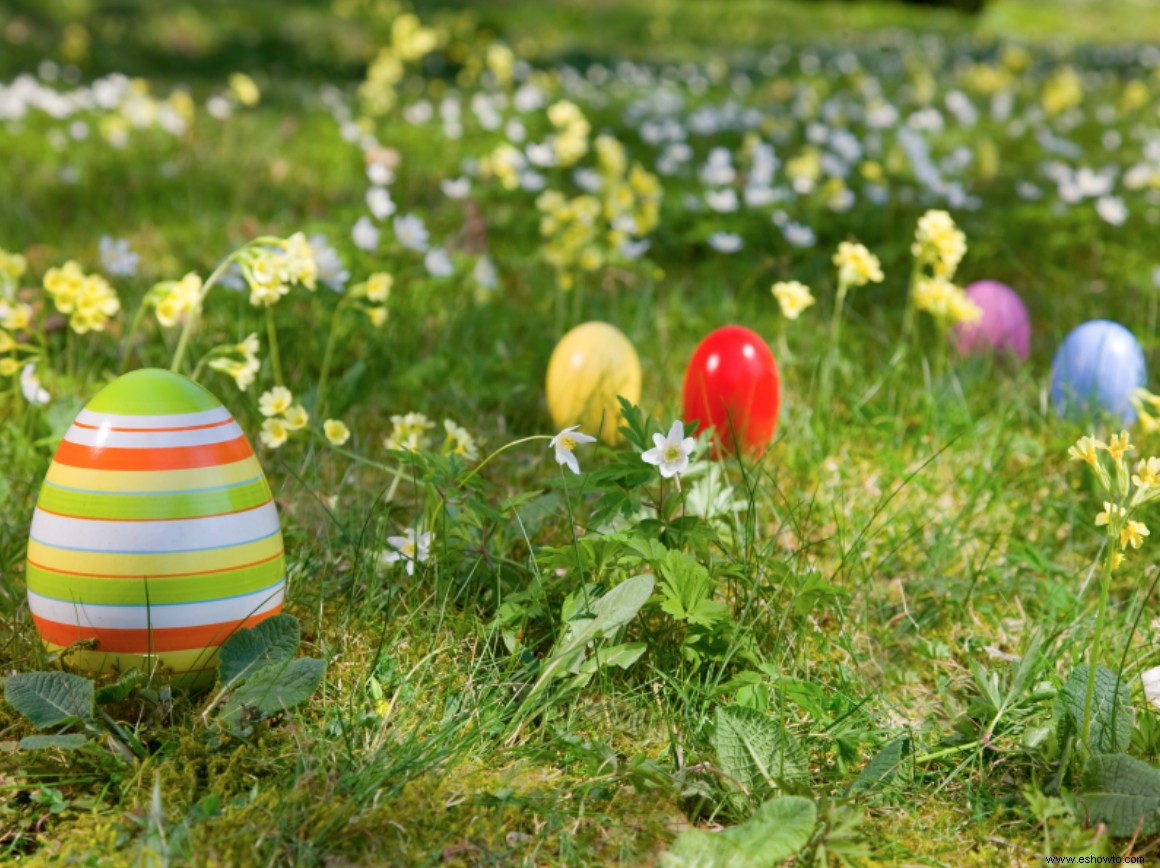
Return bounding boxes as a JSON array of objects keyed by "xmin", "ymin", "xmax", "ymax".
[{"xmin": 951, "ymin": 280, "xmax": 1031, "ymax": 361}]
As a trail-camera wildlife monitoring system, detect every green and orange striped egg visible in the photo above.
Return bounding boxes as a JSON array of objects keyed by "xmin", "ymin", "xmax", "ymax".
[{"xmin": 26, "ymin": 369, "xmax": 284, "ymax": 684}]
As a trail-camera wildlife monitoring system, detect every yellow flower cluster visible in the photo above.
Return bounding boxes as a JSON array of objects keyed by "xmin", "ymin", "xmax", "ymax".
[
  {"xmin": 442, "ymin": 418, "xmax": 479, "ymax": 461},
  {"xmin": 207, "ymin": 333, "xmax": 260, "ymax": 392},
  {"xmin": 535, "ymin": 136, "xmax": 662, "ymax": 290},
  {"xmin": 0, "ymin": 320, "xmax": 37, "ymax": 377},
  {"xmin": 911, "ymin": 210, "xmax": 966, "ymax": 279},
  {"xmin": 1069, "ymin": 430, "xmax": 1160, "ymax": 569},
  {"xmin": 43, "ymin": 261, "xmax": 121, "ymax": 334},
  {"xmin": 547, "ymin": 100, "xmax": 590, "ymax": 167},
  {"xmin": 385, "ymin": 412, "xmax": 435, "ymax": 453},
  {"xmin": 240, "ymin": 233, "xmax": 318, "ymax": 307},
  {"xmin": 1042, "ymin": 66, "xmax": 1083, "ymax": 116},
  {"xmin": 150, "ymin": 272, "xmax": 202, "ymax": 328},
  {"xmin": 912, "ymin": 275, "xmax": 981, "ymax": 327},
  {"xmin": 771, "ymin": 281, "xmax": 815, "ymax": 320},
  {"xmin": 0, "ymin": 248, "xmax": 26, "ymax": 296},
  {"xmin": 833, "ymin": 242, "xmax": 883, "ymax": 289},
  {"xmin": 348, "ymin": 272, "xmax": 392, "ymax": 327},
  {"xmin": 258, "ymin": 385, "xmax": 309, "ymax": 449},
  {"xmin": 359, "ymin": 13, "xmax": 441, "ymax": 116},
  {"xmin": 482, "ymin": 143, "xmax": 525, "ymax": 191}
]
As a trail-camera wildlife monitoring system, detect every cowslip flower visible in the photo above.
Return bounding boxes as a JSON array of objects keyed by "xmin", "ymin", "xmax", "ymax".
[
  {"xmin": 1121, "ymin": 520, "xmax": 1149, "ymax": 550},
  {"xmin": 385, "ymin": 412, "xmax": 434, "ymax": 452},
  {"xmin": 550, "ymin": 425, "xmax": 596, "ymax": 475},
  {"xmin": 771, "ymin": 281, "xmax": 815, "ymax": 320},
  {"xmin": 1105, "ymin": 431, "xmax": 1132, "ymax": 463},
  {"xmin": 912, "ymin": 209, "xmax": 966, "ymax": 278},
  {"xmin": 324, "ymin": 419, "xmax": 351, "ymax": 446},
  {"xmin": 259, "ymin": 386, "xmax": 293, "ymax": 417},
  {"xmin": 443, "ymin": 419, "xmax": 479, "ymax": 461},
  {"xmin": 833, "ymin": 241, "xmax": 883, "ymax": 288},
  {"xmin": 642, "ymin": 420, "xmax": 696, "ymax": 479},
  {"xmin": 1068, "ymin": 435, "xmax": 1106, "ymax": 469},
  {"xmin": 260, "ymin": 418, "xmax": 289, "ymax": 449},
  {"xmin": 382, "ymin": 528, "xmax": 431, "ymax": 576},
  {"xmin": 1095, "ymin": 502, "xmax": 1127, "ymax": 527},
  {"xmin": 283, "ymin": 405, "xmax": 309, "ymax": 430}
]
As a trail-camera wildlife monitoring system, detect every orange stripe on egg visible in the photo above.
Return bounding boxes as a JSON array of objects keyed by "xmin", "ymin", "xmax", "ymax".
[
  {"xmin": 32, "ymin": 607, "xmax": 282, "ymax": 652},
  {"xmin": 72, "ymin": 418, "xmax": 238, "ymax": 433},
  {"xmin": 51, "ymin": 435, "xmax": 253, "ymax": 471}
]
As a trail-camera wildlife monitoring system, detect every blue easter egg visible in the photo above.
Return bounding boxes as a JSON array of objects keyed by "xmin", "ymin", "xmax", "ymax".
[{"xmin": 1050, "ymin": 320, "xmax": 1146, "ymax": 424}]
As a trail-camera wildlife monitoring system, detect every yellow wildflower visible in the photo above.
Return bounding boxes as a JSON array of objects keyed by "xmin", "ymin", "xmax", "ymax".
[
  {"xmin": 259, "ymin": 386, "xmax": 293, "ymax": 417},
  {"xmin": 283, "ymin": 405, "xmax": 309, "ymax": 431},
  {"xmin": 1095, "ymin": 502, "xmax": 1126, "ymax": 527},
  {"xmin": 259, "ymin": 418, "xmax": 289, "ymax": 449},
  {"xmin": 1121, "ymin": 520, "xmax": 1149, "ymax": 550},
  {"xmin": 833, "ymin": 242, "xmax": 883, "ymax": 288},
  {"xmin": 1068, "ymin": 435, "xmax": 1106, "ymax": 469},
  {"xmin": 1105, "ymin": 431, "xmax": 1132, "ymax": 463},
  {"xmin": 366, "ymin": 273, "xmax": 393, "ymax": 303},
  {"xmin": 324, "ymin": 419, "xmax": 351, "ymax": 446},
  {"xmin": 771, "ymin": 281, "xmax": 816, "ymax": 320},
  {"xmin": 1133, "ymin": 457, "xmax": 1160, "ymax": 488}
]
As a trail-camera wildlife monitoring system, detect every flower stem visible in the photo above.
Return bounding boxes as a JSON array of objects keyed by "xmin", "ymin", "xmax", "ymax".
[
  {"xmin": 314, "ymin": 299, "xmax": 349, "ymax": 419},
  {"xmin": 265, "ymin": 306, "xmax": 283, "ymax": 387},
  {"xmin": 459, "ymin": 435, "xmax": 553, "ymax": 487},
  {"xmin": 119, "ymin": 293, "xmax": 151, "ymax": 373},
  {"xmin": 1080, "ymin": 541, "xmax": 1116, "ymax": 759},
  {"xmin": 169, "ymin": 253, "xmax": 236, "ymax": 374}
]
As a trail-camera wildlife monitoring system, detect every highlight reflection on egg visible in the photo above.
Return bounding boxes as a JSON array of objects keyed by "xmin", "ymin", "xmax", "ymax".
[
  {"xmin": 26, "ymin": 369, "xmax": 285, "ymax": 684},
  {"xmin": 546, "ymin": 321, "xmax": 642, "ymax": 445}
]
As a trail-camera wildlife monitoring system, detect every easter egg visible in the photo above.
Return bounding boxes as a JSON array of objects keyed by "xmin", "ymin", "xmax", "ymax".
[
  {"xmin": 1050, "ymin": 320, "xmax": 1146, "ymax": 425},
  {"xmin": 951, "ymin": 280, "xmax": 1031, "ymax": 361},
  {"xmin": 546, "ymin": 321, "xmax": 642, "ymax": 445},
  {"xmin": 682, "ymin": 325, "xmax": 780, "ymax": 457},
  {"xmin": 26, "ymin": 369, "xmax": 284, "ymax": 686}
]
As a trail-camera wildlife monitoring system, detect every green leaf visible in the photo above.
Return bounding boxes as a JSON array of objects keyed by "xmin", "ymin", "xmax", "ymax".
[
  {"xmin": 846, "ymin": 736, "xmax": 911, "ymax": 796},
  {"xmin": 4, "ymin": 672, "xmax": 94, "ymax": 729},
  {"xmin": 95, "ymin": 668, "xmax": 145, "ymax": 705},
  {"xmin": 1056, "ymin": 665, "xmax": 1133, "ymax": 753},
  {"xmin": 587, "ymin": 573, "xmax": 655, "ymax": 638},
  {"xmin": 219, "ymin": 657, "xmax": 326, "ymax": 725},
  {"xmin": 577, "ymin": 643, "xmax": 647, "ymax": 674},
  {"xmin": 792, "ymin": 572, "xmax": 847, "ymax": 619},
  {"xmin": 218, "ymin": 614, "xmax": 301, "ymax": 685},
  {"xmin": 663, "ymin": 796, "xmax": 817, "ymax": 867},
  {"xmin": 1080, "ymin": 753, "xmax": 1160, "ymax": 837},
  {"xmin": 714, "ymin": 706, "xmax": 808, "ymax": 801},
  {"xmin": 722, "ymin": 796, "xmax": 817, "ymax": 861},
  {"xmin": 19, "ymin": 734, "xmax": 90, "ymax": 751}
]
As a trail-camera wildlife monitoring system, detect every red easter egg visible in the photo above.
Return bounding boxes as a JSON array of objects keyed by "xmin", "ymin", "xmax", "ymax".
[{"xmin": 682, "ymin": 326, "xmax": 780, "ymax": 457}]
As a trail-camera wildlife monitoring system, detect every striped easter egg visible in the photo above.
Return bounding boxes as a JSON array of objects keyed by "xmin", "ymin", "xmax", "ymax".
[{"xmin": 26, "ymin": 368, "xmax": 284, "ymax": 685}]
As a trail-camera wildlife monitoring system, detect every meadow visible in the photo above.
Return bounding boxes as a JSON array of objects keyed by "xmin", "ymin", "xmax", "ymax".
[{"xmin": 4, "ymin": 0, "xmax": 1160, "ymax": 864}]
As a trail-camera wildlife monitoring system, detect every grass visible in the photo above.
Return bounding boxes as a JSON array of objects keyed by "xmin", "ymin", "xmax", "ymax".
[{"xmin": 3, "ymin": 0, "xmax": 1160, "ymax": 865}]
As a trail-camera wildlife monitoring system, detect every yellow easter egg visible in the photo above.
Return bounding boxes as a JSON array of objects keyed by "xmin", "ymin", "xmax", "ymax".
[{"xmin": 546, "ymin": 321, "xmax": 641, "ymax": 445}]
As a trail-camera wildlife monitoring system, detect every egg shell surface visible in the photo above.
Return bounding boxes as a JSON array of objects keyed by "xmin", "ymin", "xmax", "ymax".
[
  {"xmin": 26, "ymin": 369, "xmax": 284, "ymax": 684},
  {"xmin": 546, "ymin": 321, "xmax": 642, "ymax": 445},
  {"xmin": 951, "ymin": 280, "xmax": 1031, "ymax": 361},
  {"xmin": 682, "ymin": 325, "xmax": 780, "ymax": 458},
  {"xmin": 1050, "ymin": 319, "xmax": 1146, "ymax": 425}
]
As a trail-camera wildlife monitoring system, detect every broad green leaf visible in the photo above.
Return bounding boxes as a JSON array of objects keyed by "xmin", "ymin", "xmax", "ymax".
[
  {"xmin": 19, "ymin": 734, "xmax": 90, "ymax": 751},
  {"xmin": 846, "ymin": 736, "xmax": 911, "ymax": 796},
  {"xmin": 219, "ymin": 657, "xmax": 326, "ymax": 725},
  {"xmin": 587, "ymin": 573, "xmax": 655, "ymax": 638},
  {"xmin": 218, "ymin": 614, "xmax": 301, "ymax": 685},
  {"xmin": 1004, "ymin": 634, "xmax": 1044, "ymax": 707},
  {"xmin": 1056, "ymin": 665, "xmax": 1132, "ymax": 753},
  {"xmin": 1080, "ymin": 753, "xmax": 1160, "ymax": 837},
  {"xmin": 4, "ymin": 672, "xmax": 94, "ymax": 729},
  {"xmin": 578, "ymin": 643, "xmax": 647, "ymax": 674},
  {"xmin": 722, "ymin": 796, "xmax": 817, "ymax": 862},
  {"xmin": 714, "ymin": 705, "xmax": 808, "ymax": 801},
  {"xmin": 663, "ymin": 796, "xmax": 817, "ymax": 867},
  {"xmin": 95, "ymin": 668, "xmax": 145, "ymax": 705}
]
